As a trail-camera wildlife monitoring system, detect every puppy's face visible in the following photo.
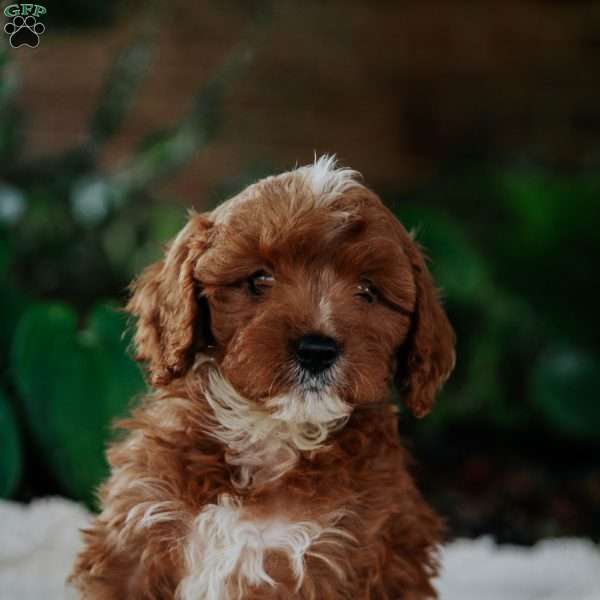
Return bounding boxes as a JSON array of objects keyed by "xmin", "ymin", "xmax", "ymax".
[
  {"xmin": 128, "ymin": 159, "xmax": 455, "ymax": 421},
  {"xmin": 200, "ymin": 183, "xmax": 414, "ymax": 413}
]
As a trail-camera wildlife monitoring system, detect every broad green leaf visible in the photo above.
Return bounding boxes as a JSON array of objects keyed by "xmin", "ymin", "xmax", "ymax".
[{"xmin": 11, "ymin": 303, "xmax": 145, "ymax": 504}]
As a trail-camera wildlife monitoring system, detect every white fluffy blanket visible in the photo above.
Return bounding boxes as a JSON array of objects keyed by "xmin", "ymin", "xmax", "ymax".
[{"xmin": 1, "ymin": 498, "xmax": 599, "ymax": 600}]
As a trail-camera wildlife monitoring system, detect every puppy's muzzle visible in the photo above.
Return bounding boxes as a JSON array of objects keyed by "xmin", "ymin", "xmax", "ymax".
[{"xmin": 294, "ymin": 333, "xmax": 340, "ymax": 374}]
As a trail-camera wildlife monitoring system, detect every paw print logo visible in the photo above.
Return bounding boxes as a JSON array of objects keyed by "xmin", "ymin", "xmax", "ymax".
[{"xmin": 4, "ymin": 15, "xmax": 45, "ymax": 48}]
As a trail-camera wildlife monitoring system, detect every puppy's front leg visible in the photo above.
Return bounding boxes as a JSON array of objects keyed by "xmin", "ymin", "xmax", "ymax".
[
  {"xmin": 70, "ymin": 495, "xmax": 185, "ymax": 599},
  {"xmin": 69, "ymin": 430, "xmax": 191, "ymax": 598}
]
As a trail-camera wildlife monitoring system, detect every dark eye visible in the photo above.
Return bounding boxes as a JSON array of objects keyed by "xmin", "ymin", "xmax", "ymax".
[
  {"xmin": 247, "ymin": 270, "xmax": 275, "ymax": 296},
  {"xmin": 356, "ymin": 280, "xmax": 377, "ymax": 304}
]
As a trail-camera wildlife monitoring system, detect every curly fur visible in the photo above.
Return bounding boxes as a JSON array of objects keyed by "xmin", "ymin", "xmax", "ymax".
[{"xmin": 69, "ymin": 156, "xmax": 455, "ymax": 599}]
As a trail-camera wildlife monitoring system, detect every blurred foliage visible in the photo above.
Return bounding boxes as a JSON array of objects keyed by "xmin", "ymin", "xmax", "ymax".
[
  {"xmin": 393, "ymin": 166, "xmax": 600, "ymax": 441},
  {"xmin": 0, "ymin": 388, "xmax": 21, "ymax": 498},
  {"xmin": 0, "ymin": 37, "xmax": 250, "ymax": 504}
]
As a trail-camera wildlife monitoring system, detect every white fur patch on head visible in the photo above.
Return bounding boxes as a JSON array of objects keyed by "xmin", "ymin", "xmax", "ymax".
[
  {"xmin": 202, "ymin": 367, "xmax": 351, "ymax": 487},
  {"xmin": 177, "ymin": 495, "xmax": 353, "ymax": 600},
  {"xmin": 295, "ymin": 154, "xmax": 362, "ymax": 203},
  {"xmin": 210, "ymin": 155, "xmax": 363, "ymax": 225}
]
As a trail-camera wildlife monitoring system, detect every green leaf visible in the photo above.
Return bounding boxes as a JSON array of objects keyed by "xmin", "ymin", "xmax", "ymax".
[
  {"xmin": 0, "ymin": 388, "xmax": 21, "ymax": 498},
  {"xmin": 530, "ymin": 346, "xmax": 600, "ymax": 440},
  {"xmin": 0, "ymin": 233, "xmax": 31, "ymax": 369},
  {"xmin": 0, "ymin": 284, "xmax": 30, "ymax": 372},
  {"xmin": 394, "ymin": 207, "xmax": 491, "ymax": 306},
  {"xmin": 11, "ymin": 303, "xmax": 145, "ymax": 504}
]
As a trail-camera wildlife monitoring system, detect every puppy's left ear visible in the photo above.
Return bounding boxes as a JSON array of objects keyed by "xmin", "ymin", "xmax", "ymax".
[
  {"xmin": 126, "ymin": 213, "xmax": 214, "ymax": 386},
  {"xmin": 395, "ymin": 232, "xmax": 456, "ymax": 418}
]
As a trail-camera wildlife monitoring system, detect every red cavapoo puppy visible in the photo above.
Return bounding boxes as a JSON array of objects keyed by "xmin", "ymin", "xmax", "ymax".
[{"xmin": 70, "ymin": 156, "xmax": 455, "ymax": 599}]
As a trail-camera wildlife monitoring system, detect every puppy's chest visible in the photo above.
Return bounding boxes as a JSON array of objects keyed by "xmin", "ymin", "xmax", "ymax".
[
  {"xmin": 178, "ymin": 493, "xmax": 354, "ymax": 600},
  {"xmin": 178, "ymin": 426, "xmax": 353, "ymax": 597}
]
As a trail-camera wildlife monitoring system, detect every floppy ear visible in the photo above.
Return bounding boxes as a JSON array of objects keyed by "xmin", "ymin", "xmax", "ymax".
[
  {"xmin": 395, "ymin": 233, "xmax": 456, "ymax": 418},
  {"xmin": 126, "ymin": 213, "xmax": 214, "ymax": 385}
]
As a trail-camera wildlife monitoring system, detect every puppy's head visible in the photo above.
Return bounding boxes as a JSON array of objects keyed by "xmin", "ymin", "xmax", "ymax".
[{"xmin": 128, "ymin": 157, "xmax": 454, "ymax": 423}]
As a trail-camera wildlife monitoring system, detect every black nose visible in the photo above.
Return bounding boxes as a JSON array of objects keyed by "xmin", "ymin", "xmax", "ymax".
[{"xmin": 294, "ymin": 334, "xmax": 339, "ymax": 374}]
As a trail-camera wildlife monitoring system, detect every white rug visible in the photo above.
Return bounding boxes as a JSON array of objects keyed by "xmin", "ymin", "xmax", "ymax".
[{"xmin": 1, "ymin": 498, "xmax": 599, "ymax": 600}]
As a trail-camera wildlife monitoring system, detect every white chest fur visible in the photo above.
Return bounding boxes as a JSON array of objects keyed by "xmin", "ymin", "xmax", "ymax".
[{"xmin": 177, "ymin": 495, "xmax": 352, "ymax": 600}]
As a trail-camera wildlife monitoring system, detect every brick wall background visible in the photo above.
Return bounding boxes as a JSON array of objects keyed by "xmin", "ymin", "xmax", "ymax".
[{"xmin": 11, "ymin": 0, "xmax": 600, "ymax": 205}]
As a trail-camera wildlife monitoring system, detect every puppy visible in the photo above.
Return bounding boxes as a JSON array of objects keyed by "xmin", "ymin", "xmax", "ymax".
[{"xmin": 70, "ymin": 156, "xmax": 455, "ymax": 599}]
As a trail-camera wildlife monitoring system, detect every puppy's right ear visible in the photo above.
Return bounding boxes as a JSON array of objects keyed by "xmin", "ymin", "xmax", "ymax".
[{"xmin": 126, "ymin": 213, "xmax": 214, "ymax": 385}]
